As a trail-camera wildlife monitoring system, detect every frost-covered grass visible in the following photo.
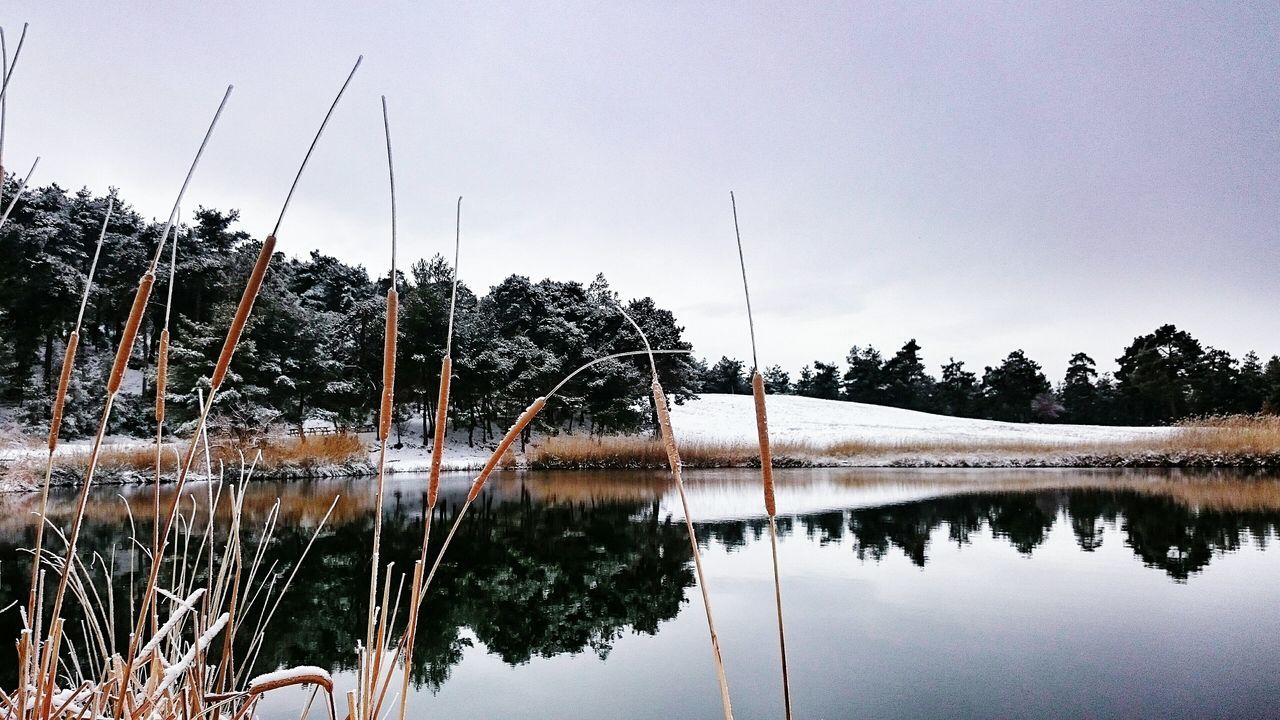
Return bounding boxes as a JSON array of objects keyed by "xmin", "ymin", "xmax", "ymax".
[
  {"xmin": 1, "ymin": 433, "xmax": 369, "ymax": 489},
  {"xmin": 528, "ymin": 395, "xmax": 1280, "ymax": 469}
]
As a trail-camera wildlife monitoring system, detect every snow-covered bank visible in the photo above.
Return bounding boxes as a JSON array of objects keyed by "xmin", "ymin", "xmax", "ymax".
[
  {"xmin": 6, "ymin": 394, "xmax": 1276, "ymax": 492},
  {"xmin": 667, "ymin": 393, "xmax": 1175, "ymax": 447}
]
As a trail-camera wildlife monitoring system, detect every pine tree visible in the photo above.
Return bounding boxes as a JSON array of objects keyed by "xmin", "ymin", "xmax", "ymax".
[
  {"xmin": 762, "ymin": 365, "xmax": 791, "ymax": 394},
  {"xmin": 980, "ymin": 350, "xmax": 1051, "ymax": 422},
  {"xmin": 1115, "ymin": 324, "xmax": 1204, "ymax": 424},
  {"xmin": 842, "ymin": 345, "xmax": 885, "ymax": 403},
  {"xmin": 1059, "ymin": 352, "xmax": 1099, "ymax": 423},
  {"xmin": 881, "ymin": 339, "xmax": 935, "ymax": 410},
  {"xmin": 935, "ymin": 358, "xmax": 978, "ymax": 417}
]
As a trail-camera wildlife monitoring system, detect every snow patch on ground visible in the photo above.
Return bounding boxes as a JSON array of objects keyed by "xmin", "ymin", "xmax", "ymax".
[{"xmin": 666, "ymin": 393, "xmax": 1176, "ymax": 447}]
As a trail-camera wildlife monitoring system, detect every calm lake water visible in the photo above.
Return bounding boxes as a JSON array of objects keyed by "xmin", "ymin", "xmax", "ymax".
[{"xmin": 3, "ymin": 468, "xmax": 1280, "ymax": 719}]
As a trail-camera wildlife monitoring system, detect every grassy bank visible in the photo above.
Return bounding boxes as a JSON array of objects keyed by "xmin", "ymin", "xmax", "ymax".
[
  {"xmin": 526, "ymin": 415, "xmax": 1280, "ymax": 470},
  {"xmin": 2, "ymin": 433, "xmax": 371, "ymax": 489}
]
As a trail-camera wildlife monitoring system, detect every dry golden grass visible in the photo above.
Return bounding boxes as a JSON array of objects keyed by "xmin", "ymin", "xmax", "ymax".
[
  {"xmin": 29, "ymin": 433, "xmax": 367, "ymax": 483},
  {"xmin": 528, "ymin": 415, "xmax": 1280, "ymax": 469}
]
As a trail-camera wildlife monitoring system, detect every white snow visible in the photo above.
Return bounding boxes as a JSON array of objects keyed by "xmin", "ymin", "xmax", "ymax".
[
  {"xmin": 666, "ymin": 393, "xmax": 1175, "ymax": 448},
  {"xmin": 248, "ymin": 665, "xmax": 332, "ymax": 691}
]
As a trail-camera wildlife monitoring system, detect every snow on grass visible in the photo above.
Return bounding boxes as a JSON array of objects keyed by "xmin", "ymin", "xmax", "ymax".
[{"xmin": 667, "ymin": 393, "xmax": 1176, "ymax": 448}]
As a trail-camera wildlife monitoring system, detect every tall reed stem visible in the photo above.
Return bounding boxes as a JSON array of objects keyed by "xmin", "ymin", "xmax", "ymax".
[
  {"xmin": 0, "ymin": 155, "xmax": 37, "ymax": 232},
  {"xmin": 619, "ymin": 305, "xmax": 734, "ymax": 720},
  {"xmin": 396, "ymin": 196, "xmax": 463, "ymax": 720},
  {"xmin": 47, "ymin": 86, "xmax": 232, "ymax": 648},
  {"xmin": 116, "ymin": 58, "xmax": 360, "ymax": 720},
  {"xmin": 731, "ymin": 190, "xmax": 792, "ymax": 719},
  {"xmin": 25, "ymin": 197, "xmax": 113, "ymax": 639},
  {"xmin": 366, "ymin": 349, "xmax": 689, "ymax": 712},
  {"xmin": 364, "ymin": 94, "xmax": 399, "ymax": 720}
]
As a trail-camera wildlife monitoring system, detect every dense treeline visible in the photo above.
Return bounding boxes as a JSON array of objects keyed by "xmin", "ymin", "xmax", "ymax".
[
  {"xmin": 0, "ymin": 180, "xmax": 697, "ymax": 443},
  {"xmin": 5, "ymin": 177, "xmax": 1279, "ymax": 437},
  {"xmin": 701, "ymin": 328, "xmax": 1280, "ymax": 425}
]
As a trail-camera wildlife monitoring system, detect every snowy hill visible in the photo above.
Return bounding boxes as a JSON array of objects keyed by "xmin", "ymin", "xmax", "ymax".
[{"xmin": 666, "ymin": 393, "xmax": 1175, "ymax": 448}]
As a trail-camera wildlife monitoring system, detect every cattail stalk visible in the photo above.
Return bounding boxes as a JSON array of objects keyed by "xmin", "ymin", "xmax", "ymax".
[
  {"xmin": 116, "ymin": 59, "xmax": 360, "ymax": 720},
  {"xmin": 732, "ymin": 190, "xmax": 792, "ymax": 719},
  {"xmin": 0, "ymin": 23, "xmax": 27, "ymax": 190},
  {"xmin": 0, "ymin": 22, "xmax": 25, "ymax": 109},
  {"xmin": 621, "ymin": 305, "xmax": 734, "ymax": 720},
  {"xmin": 397, "ymin": 197, "xmax": 461, "ymax": 720},
  {"xmin": 364, "ymin": 94, "xmax": 399, "ymax": 720},
  {"xmin": 48, "ymin": 80, "xmax": 230, "ymax": 637},
  {"xmin": 367, "ymin": 349, "xmax": 690, "ymax": 712},
  {"xmin": 25, "ymin": 198, "xmax": 112, "ymax": 633},
  {"xmin": 151, "ymin": 208, "xmax": 179, "ymax": 636},
  {"xmin": 0, "ymin": 154, "xmax": 37, "ymax": 232}
]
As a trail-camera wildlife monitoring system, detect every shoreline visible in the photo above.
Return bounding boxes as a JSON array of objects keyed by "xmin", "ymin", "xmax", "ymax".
[{"xmin": 5, "ymin": 447, "xmax": 1280, "ymax": 493}]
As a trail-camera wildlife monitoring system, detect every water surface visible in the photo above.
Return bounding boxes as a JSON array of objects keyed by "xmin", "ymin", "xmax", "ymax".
[{"xmin": 3, "ymin": 468, "xmax": 1279, "ymax": 719}]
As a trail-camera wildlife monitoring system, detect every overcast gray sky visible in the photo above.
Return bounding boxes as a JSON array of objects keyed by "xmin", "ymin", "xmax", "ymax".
[{"xmin": 3, "ymin": 2, "xmax": 1277, "ymax": 379}]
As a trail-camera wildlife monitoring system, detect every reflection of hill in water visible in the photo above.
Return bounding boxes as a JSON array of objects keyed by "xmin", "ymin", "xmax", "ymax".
[{"xmin": 0, "ymin": 469, "xmax": 1278, "ymax": 685}]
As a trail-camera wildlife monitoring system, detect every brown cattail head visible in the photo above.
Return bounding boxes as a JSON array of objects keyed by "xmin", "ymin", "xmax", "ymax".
[
  {"xmin": 651, "ymin": 379, "xmax": 682, "ymax": 472},
  {"xmin": 379, "ymin": 288, "xmax": 398, "ymax": 441},
  {"xmin": 47, "ymin": 331, "xmax": 79, "ymax": 452},
  {"xmin": 211, "ymin": 235, "xmax": 276, "ymax": 390},
  {"xmin": 427, "ymin": 355, "xmax": 452, "ymax": 508},
  {"xmin": 155, "ymin": 329, "xmax": 170, "ymax": 424},
  {"xmin": 752, "ymin": 371, "xmax": 776, "ymax": 516},
  {"xmin": 108, "ymin": 273, "xmax": 156, "ymax": 395},
  {"xmin": 467, "ymin": 396, "xmax": 546, "ymax": 502}
]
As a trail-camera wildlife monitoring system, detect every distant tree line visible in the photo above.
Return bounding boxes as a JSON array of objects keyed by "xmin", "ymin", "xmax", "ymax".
[
  {"xmin": 0, "ymin": 180, "xmax": 697, "ymax": 444},
  {"xmin": 4, "ymin": 177, "xmax": 1277, "ymax": 436},
  {"xmin": 697, "ymin": 327, "xmax": 1280, "ymax": 425}
]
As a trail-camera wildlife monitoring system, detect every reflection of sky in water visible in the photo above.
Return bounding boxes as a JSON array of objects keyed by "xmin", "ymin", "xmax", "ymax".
[{"xmin": 242, "ymin": 469, "xmax": 1280, "ymax": 720}]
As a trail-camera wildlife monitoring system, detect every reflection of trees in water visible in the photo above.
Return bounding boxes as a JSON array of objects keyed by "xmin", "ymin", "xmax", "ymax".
[
  {"xmin": 2, "ymin": 485, "xmax": 1278, "ymax": 689},
  {"xmin": 750, "ymin": 490, "xmax": 1278, "ymax": 581},
  {"xmin": 0, "ymin": 489, "xmax": 696, "ymax": 692}
]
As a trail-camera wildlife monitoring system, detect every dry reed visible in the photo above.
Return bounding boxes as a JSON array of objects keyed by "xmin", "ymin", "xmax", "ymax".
[
  {"xmin": 397, "ymin": 196, "xmax": 462, "ymax": 720},
  {"xmin": 121, "ymin": 62, "xmax": 361, "ymax": 710},
  {"xmin": 0, "ymin": 154, "xmax": 37, "ymax": 231},
  {"xmin": 619, "ymin": 304, "xmax": 734, "ymax": 720},
  {"xmin": 731, "ymin": 190, "xmax": 791, "ymax": 719},
  {"xmin": 26, "ymin": 198, "xmax": 112, "ymax": 638},
  {"xmin": 360, "ymin": 94, "xmax": 399, "ymax": 720},
  {"xmin": 46, "ymin": 86, "xmax": 233, "ymax": 642}
]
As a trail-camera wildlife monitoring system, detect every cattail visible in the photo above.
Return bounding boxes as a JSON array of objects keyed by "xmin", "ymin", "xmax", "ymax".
[
  {"xmin": 107, "ymin": 273, "xmax": 155, "ymax": 394},
  {"xmin": 27, "ymin": 196, "xmax": 113, "ymax": 636},
  {"xmin": 47, "ymin": 331, "xmax": 78, "ymax": 452},
  {"xmin": 752, "ymin": 371, "xmax": 776, "ymax": 516},
  {"xmin": 427, "ymin": 356, "xmax": 451, "ymax": 507},
  {"xmin": 211, "ymin": 235, "xmax": 275, "ymax": 390},
  {"xmin": 379, "ymin": 289, "xmax": 398, "ymax": 440},
  {"xmin": 730, "ymin": 190, "xmax": 791, "ymax": 719},
  {"xmin": 617, "ymin": 302, "xmax": 734, "ymax": 720},
  {"xmin": 119, "ymin": 67, "xmax": 362, "ymax": 712},
  {"xmin": 468, "ymin": 397, "xmax": 546, "ymax": 502}
]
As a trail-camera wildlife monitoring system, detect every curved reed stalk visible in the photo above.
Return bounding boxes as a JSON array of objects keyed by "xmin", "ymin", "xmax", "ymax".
[
  {"xmin": 364, "ymin": 94, "xmax": 400, "ymax": 720},
  {"xmin": 0, "ymin": 25, "xmax": 10, "ymax": 194},
  {"xmin": 619, "ymin": 304, "xmax": 734, "ymax": 720},
  {"xmin": 116, "ymin": 59, "xmax": 361, "ymax": 720},
  {"xmin": 731, "ymin": 190, "xmax": 792, "ymax": 719},
  {"xmin": 151, "ymin": 210, "xmax": 180, "ymax": 636},
  {"xmin": 46, "ymin": 89, "xmax": 231, "ymax": 711},
  {"xmin": 25, "ymin": 197, "xmax": 113, "ymax": 633},
  {"xmin": 0, "ymin": 21, "xmax": 25, "ymax": 108},
  {"xmin": 0, "ymin": 154, "xmax": 37, "ymax": 231},
  {"xmin": 396, "ymin": 197, "xmax": 462, "ymax": 720},
  {"xmin": 0, "ymin": 23, "xmax": 27, "ymax": 185},
  {"xmin": 364, "ymin": 349, "xmax": 689, "ymax": 716}
]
